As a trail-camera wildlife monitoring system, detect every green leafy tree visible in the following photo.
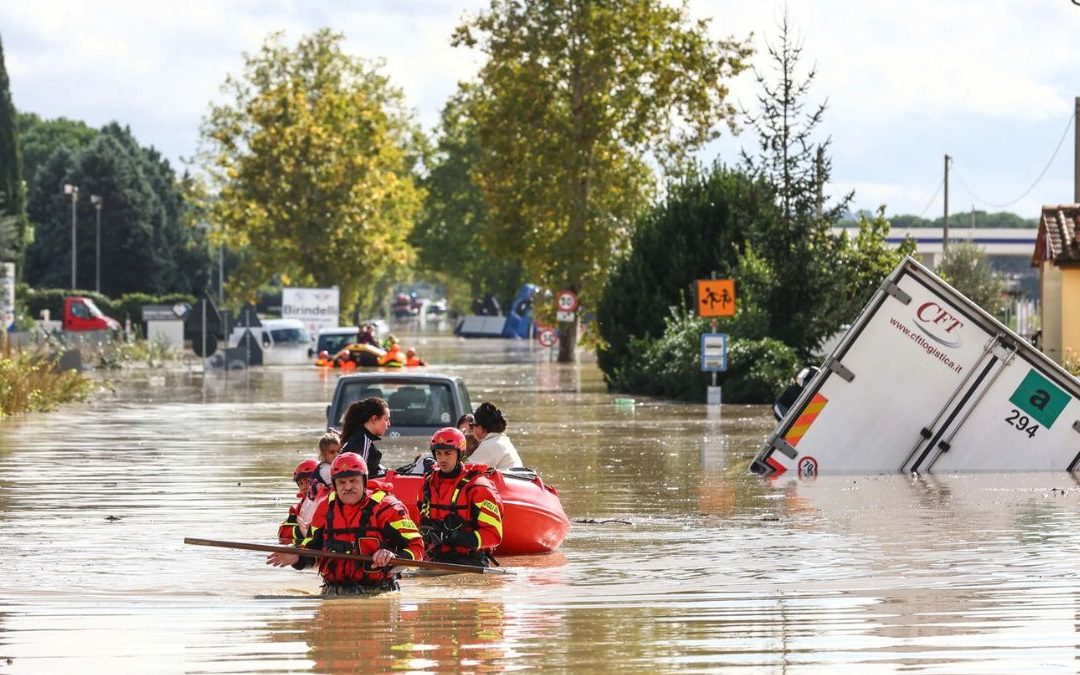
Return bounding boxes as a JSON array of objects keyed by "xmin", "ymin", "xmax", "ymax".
[
  {"xmin": 596, "ymin": 164, "xmax": 777, "ymax": 377},
  {"xmin": 196, "ymin": 29, "xmax": 424, "ymax": 317},
  {"xmin": 25, "ymin": 130, "xmax": 210, "ymax": 295},
  {"xmin": 16, "ymin": 112, "xmax": 98, "ymax": 186},
  {"xmin": 741, "ymin": 11, "xmax": 852, "ymax": 357},
  {"xmin": 413, "ymin": 87, "xmax": 523, "ymax": 312},
  {"xmin": 936, "ymin": 240, "xmax": 1005, "ymax": 317},
  {"xmin": 834, "ymin": 207, "xmax": 917, "ymax": 316},
  {"xmin": 0, "ymin": 34, "xmax": 28, "ymax": 265},
  {"xmin": 455, "ymin": 0, "xmax": 751, "ymax": 360}
]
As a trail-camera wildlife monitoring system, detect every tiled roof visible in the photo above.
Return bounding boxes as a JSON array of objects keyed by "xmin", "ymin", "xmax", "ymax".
[{"xmin": 1034, "ymin": 205, "xmax": 1080, "ymax": 266}]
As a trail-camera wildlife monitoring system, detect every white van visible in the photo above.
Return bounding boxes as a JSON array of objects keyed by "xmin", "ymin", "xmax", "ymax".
[{"xmin": 258, "ymin": 319, "xmax": 313, "ymax": 366}]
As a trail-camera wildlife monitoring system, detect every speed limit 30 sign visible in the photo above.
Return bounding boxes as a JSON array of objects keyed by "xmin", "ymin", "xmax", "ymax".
[{"xmin": 556, "ymin": 290, "xmax": 578, "ymax": 313}]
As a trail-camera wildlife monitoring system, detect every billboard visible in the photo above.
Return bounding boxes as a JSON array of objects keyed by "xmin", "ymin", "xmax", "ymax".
[{"xmin": 281, "ymin": 287, "xmax": 339, "ymax": 335}]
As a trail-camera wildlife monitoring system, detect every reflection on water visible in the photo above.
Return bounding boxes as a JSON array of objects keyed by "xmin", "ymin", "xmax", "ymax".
[{"xmin": 4, "ymin": 335, "xmax": 1080, "ymax": 671}]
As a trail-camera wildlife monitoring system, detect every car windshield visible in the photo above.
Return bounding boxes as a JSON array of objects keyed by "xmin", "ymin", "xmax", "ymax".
[
  {"xmin": 82, "ymin": 299, "xmax": 106, "ymax": 318},
  {"xmin": 269, "ymin": 327, "xmax": 311, "ymax": 345},
  {"xmin": 338, "ymin": 381, "xmax": 456, "ymax": 427},
  {"xmin": 317, "ymin": 333, "xmax": 355, "ymax": 354}
]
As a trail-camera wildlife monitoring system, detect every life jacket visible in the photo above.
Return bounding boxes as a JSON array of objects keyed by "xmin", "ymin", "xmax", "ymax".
[
  {"xmin": 278, "ymin": 502, "xmax": 300, "ymax": 544},
  {"xmin": 303, "ymin": 489, "xmax": 423, "ymax": 584},
  {"xmin": 419, "ymin": 465, "xmax": 503, "ymax": 562},
  {"xmin": 406, "ymin": 355, "xmax": 425, "ymax": 367},
  {"xmin": 279, "ymin": 490, "xmax": 323, "ymax": 545},
  {"xmin": 378, "ymin": 347, "xmax": 406, "ymax": 368}
]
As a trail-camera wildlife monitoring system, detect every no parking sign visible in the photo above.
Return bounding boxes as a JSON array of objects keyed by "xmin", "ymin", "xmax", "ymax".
[{"xmin": 538, "ymin": 328, "xmax": 558, "ymax": 347}]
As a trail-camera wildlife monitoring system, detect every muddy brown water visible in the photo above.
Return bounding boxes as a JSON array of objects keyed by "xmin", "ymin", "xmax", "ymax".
[{"xmin": 3, "ymin": 334, "xmax": 1080, "ymax": 672}]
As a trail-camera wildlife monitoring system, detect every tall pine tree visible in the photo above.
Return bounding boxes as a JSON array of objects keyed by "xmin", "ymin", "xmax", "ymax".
[{"xmin": 0, "ymin": 33, "xmax": 28, "ymax": 265}]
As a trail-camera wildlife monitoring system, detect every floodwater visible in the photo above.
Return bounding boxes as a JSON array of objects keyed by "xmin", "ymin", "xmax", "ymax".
[{"xmin": 4, "ymin": 334, "xmax": 1080, "ymax": 673}]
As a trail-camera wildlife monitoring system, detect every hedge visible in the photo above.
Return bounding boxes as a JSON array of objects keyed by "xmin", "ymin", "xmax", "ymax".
[{"xmin": 17, "ymin": 286, "xmax": 196, "ymax": 327}]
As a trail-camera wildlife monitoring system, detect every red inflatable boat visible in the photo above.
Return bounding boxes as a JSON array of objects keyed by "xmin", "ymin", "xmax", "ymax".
[{"xmin": 370, "ymin": 467, "xmax": 570, "ymax": 556}]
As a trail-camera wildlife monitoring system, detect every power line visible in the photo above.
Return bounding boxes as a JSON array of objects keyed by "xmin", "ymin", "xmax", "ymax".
[
  {"xmin": 917, "ymin": 178, "xmax": 944, "ymax": 218},
  {"xmin": 952, "ymin": 111, "xmax": 1076, "ymax": 209}
]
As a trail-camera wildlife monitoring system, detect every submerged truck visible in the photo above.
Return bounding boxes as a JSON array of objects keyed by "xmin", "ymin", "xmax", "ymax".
[{"xmin": 751, "ymin": 257, "xmax": 1080, "ymax": 477}]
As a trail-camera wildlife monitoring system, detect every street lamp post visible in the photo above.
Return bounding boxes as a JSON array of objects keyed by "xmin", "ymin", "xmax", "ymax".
[
  {"xmin": 64, "ymin": 184, "xmax": 79, "ymax": 289},
  {"xmin": 90, "ymin": 195, "xmax": 103, "ymax": 293}
]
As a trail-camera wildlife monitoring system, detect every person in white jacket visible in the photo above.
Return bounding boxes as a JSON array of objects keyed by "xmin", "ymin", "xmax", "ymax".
[{"xmin": 468, "ymin": 402, "xmax": 524, "ymax": 470}]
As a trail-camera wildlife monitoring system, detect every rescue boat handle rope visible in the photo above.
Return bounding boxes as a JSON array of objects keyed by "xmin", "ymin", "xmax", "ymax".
[{"xmin": 184, "ymin": 537, "xmax": 511, "ymax": 576}]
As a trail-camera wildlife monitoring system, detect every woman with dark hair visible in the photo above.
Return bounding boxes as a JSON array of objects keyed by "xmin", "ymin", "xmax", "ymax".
[
  {"xmin": 469, "ymin": 402, "xmax": 523, "ymax": 470},
  {"xmin": 338, "ymin": 397, "xmax": 390, "ymax": 477},
  {"xmin": 456, "ymin": 413, "xmax": 479, "ymax": 456}
]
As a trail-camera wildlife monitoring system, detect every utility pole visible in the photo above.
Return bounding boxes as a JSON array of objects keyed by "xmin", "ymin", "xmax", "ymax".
[
  {"xmin": 1074, "ymin": 96, "xmax": 1080, "ymax": 203},
  {"xmin": 943, "ymin": 154, "xmax": 951, "ymax": 256},
  {"xmin": 64, "ymin": 183, "xmax": 79, "ymax": 289},
  {"xmin": 91, "ymin": 195, "xmax": 103, "ymax": 293}
]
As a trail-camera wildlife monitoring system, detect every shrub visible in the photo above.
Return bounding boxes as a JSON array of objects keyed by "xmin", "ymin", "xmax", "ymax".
[
  {"xmin": 609, "ymin": 305, "xmax": 800, "ymax": 403},
  {"xmin": 0, "ymin": 341, "xmax": 94, "ymax": 416}
]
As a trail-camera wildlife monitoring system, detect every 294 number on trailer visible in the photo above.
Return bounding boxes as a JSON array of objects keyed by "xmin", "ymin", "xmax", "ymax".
[{"xmin": 1004, "ymin": 408, "xmax": 1039, "ymax": 438}]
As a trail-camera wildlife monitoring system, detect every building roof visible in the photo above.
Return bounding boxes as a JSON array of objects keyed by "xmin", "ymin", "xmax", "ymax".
[{"xmin": 1033, "ymin": 205, "xmax": 1080, "ymax": 267}]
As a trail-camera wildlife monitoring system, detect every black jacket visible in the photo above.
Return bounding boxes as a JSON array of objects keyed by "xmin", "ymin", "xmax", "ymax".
[{"xmin": 341, "ymin": 428, "xmax": 384, "ymax": 477}]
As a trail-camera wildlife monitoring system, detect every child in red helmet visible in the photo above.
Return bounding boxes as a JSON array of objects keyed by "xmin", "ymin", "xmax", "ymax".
[
  {"xmin": 418, "ymin": 427, "xmax": 504, "ymax": 568},
  {"xmin": 278, "ymin": 459, "xmax": 323, "ymax": 544}
]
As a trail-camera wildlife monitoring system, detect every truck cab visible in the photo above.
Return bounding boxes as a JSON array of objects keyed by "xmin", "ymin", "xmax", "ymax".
[{"xmin": 63, "ymin": 297, "xmax": 120, "ymax": 332}]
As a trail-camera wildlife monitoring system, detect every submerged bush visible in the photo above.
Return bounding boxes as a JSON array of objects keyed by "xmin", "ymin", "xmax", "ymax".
[
  {"xmin": 0, "ymin": 343, "xmax": 94, "ymax": 416},
  {"xmin": 608, "ymin": 306, "xmax": 800, "ymax": 404}
]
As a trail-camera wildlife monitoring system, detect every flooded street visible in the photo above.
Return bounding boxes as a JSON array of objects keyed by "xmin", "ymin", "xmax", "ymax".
[{"xmin": 4, "ymin": 334, "xmax": 1080, "ymax": 672}]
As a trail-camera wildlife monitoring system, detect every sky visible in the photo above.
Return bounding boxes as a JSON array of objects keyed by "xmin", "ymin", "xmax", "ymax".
[{"xmin": 3, "ymin": 0, "xmax": 1080, "ymax": 220}]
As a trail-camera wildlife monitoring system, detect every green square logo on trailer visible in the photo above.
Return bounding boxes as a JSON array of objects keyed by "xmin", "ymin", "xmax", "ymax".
[{"xmin": 1008, "ymin": 369, "xmax": 1070, "ymax": 428}]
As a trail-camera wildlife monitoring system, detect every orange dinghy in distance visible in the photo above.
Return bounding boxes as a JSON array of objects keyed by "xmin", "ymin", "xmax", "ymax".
[{"xmin": 370, "ymin": 468, "xmax": 570, "ymax": 556}]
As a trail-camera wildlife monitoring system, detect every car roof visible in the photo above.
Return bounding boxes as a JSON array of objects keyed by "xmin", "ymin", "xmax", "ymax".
[
  {"xmin": 317, "ymin": 326, "xmax": 359, "ymax": 335},
  {"xmin": 261, "ymin": 318, "xmax": 306, "ymax": 328},
  {"xmin": 336, "ymin": 372, "xmax": 461, "ymax": 385}
]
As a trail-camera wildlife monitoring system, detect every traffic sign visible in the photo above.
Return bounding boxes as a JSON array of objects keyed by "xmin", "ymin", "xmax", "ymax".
[
  {"xmin": 701, "ymin": 333, "xmax": 728, "ymax": 372},
  {"xmin": 556, "ymin": 310, "xmax": 575, "ymax": 322},
  {"xmin": 538, "ymin": 328, "xmax": 558, "ymax": 347},
  {"xmin": 697, "ymin": 279, "xmax": 735, "ymax": 318},
  {"xmin": 556, "ymin": 290, "xmax": 578, "ymax": 313}
]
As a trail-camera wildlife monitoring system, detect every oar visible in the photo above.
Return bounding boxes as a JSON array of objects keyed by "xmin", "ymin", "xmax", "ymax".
[{"xmin": 184, "ymin": 537, "xmax": 510, "ymax": 576}]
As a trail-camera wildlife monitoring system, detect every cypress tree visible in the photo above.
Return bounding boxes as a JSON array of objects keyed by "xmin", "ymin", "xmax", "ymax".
[{"xmin": 0, "ymin": 33, "xmax": 27, "ymax": 264}]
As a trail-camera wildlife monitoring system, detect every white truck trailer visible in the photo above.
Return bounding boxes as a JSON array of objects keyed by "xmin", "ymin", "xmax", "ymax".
[{"xmin": 751, "ymin": 257, "xmax": 1080, "ymax": 477}]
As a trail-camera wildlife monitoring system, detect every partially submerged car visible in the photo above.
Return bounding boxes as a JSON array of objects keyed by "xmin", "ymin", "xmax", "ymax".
[{"xmin": 326, "ymin": 372, "xmax": 472, "ymax": 437}]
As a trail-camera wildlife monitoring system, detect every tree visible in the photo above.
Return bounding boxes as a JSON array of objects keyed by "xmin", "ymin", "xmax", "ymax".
[
  {"xmin": 741, "ymin": 10, "xmax": 852, "ymax": 357},
  {"xmin": 834, "ymin": 207, "xmax": 917, "ymax": 316},
  {"xmin": 0, "ymin": 34, "xmax": 28, "ymax": 265},
  {"xmin": 24, "ymin": 130, "xmax": 211, "ymax": 295},
  {"xmin": 17, "ymin": 112, "xmax": 98, "ymax": 186},
  {"xmin": 596, "ymin": 164, "xmax": 777, "ymax": 378},
  {"xmin": 196, "ymin": 30, "xmax": 424, "ymax": 318},
  {"xmin": 455, "ymin": 0, "xmax": 751, "ymax": 360},
  {"xmin": 412, "ymin": 87, "xmax": 523, "ymax": 312},
  {"xmin": 936, "ymin": 241, "xmax": 1005, "ymax": 317}
]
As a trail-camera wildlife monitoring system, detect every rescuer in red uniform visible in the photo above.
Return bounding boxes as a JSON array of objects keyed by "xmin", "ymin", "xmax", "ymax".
[
  {"xmin": 418, "ymin": 427, "xmax": 504, "ymax": 568},
  {"xmin": 267, "ymin": 452, "xmax": 424, "ymax": 595}
]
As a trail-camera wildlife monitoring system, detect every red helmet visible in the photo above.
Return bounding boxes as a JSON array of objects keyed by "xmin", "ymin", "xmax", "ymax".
[
  {"xmin": 293, "ymin": 459, "xmax": 318, "ymax": 483},
  {"xmin": 430, "ymin": 427, "xmax": 467, "ymax": 457},
  {"xmin": 331, "ymin": 452, "xmax": 368, "ymax": 481}
]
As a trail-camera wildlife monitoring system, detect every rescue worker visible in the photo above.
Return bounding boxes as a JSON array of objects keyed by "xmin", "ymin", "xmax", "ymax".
[
  {"xmin": 405, "ymin": 347, "xmax": 426, "ymax": 367},
  {"xmin": 418, "ymin": 427, "xmax": 504, "ymax": 568},
  {"xmin": 377, "ymin": 342, "xmax": 406, "ymax": 367},
  {"xmin": 469, "ymin": 402, "xmax": 524, "ymax": 470},
  {"xmin": 267, "ymin": 452, "xmax": 424, "ymax": 595},
  {"xmin": 338, "ymin": 397, "xmax": 389, "ymax": 477},
  {"xmin": 278, "ymin": 459, "xmax": 323, "ymax": 544}
]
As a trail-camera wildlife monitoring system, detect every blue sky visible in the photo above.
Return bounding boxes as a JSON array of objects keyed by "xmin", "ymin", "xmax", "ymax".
[{"xmin": 3, "ymin": 0, "xmax": 1079, "ymax": 219}]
